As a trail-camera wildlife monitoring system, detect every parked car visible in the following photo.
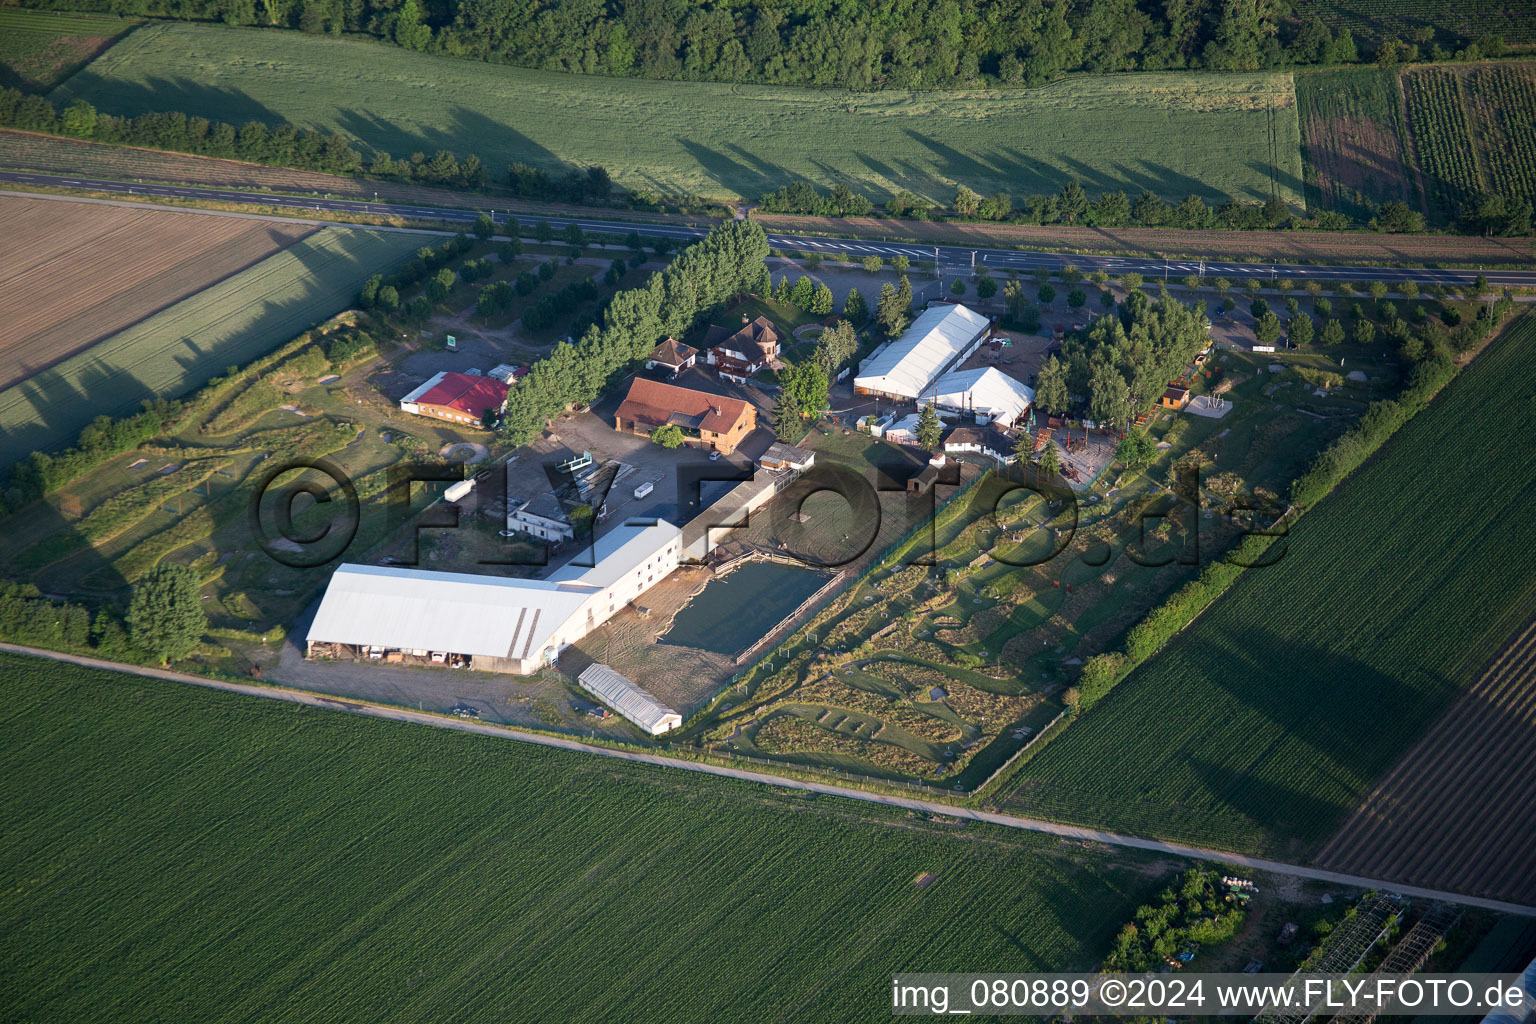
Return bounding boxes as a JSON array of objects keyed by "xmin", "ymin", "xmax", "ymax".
[
  {"xmin": 709, "ymin": 450, "xmax": 722, "ymax": 462},
  {"xmin": 448, "ymin": 703, "xmax": 479, "ymax": 719}
]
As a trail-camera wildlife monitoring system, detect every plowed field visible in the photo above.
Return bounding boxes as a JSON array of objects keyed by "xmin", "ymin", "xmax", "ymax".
[
  {"xmin": 0, "ymin": 196, "xmax": 313, "ymax": 389},
  {"xmin": 1314, "ymin": 614, "xmax": 1536, "ymax": 905}
]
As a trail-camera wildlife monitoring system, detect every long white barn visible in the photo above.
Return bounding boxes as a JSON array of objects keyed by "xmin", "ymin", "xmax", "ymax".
[
  {"xmin": 306, "ymin": 520, "xmax": 682, "ymax": 674},
  {"xmin": 854, "ymin": 303, "xmax": 992, "ymax": 400}
]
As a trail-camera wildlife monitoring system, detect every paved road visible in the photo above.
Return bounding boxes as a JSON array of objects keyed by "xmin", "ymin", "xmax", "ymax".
[
  {"xmin": 5, "ymin": 641, "xmax": 1533, "ymax": 916},
  {"xmin": 5, "ymin": 169, "xmax": 1535, "ymax": 289}
]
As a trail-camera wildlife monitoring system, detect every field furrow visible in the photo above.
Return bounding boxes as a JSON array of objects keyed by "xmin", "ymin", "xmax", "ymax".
[
  {"xmin": 0, "ymin": 217, "xmax": 421, "ymax": 461},
  {"xmin": 0, "ymin": 197, "xmax": 315, "ymax": 389}
]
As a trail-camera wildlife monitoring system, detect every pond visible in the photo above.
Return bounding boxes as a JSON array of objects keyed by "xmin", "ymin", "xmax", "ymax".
[{"xmin": 662, "ymin": 560, "xmax": 831, "ymax": 655}]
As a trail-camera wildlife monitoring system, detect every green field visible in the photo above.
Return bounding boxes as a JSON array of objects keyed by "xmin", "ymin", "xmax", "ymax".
[
  {"xmin": 52, "ymin": 21, "xmax": 1305, "ymax": 206},
  {"xmin": 1000, "ymin": 315, "xmax": 1536, "ymax": 856},
  {"xmin": 1293, "ymin": 0, "xmax": 1536, "ymax": 44},
  {"xmin": 1294, "ymin": 67, "xmax": 1419, "ymax": 220},
  {"xmin": 0, "ymin": 9, "xmax": 139, "ymax": 91},
  {"xmin": 0, "ymin": 225, "xmax": 421, "ymax": 461},
  {"xmin": 0, "ymin": 653, "xmax": 1162, "ymax": 1023}
]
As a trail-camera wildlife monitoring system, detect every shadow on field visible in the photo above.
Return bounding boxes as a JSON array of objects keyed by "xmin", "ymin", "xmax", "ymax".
[
  {"xmin": 333, "ymin": 105, "xmax": 565, "ymax": 178},
  {"xmin": 58, "ymin": 75, "xmax": 286, "ymax": 126},
  {"xmin": 1176, "ymin": 627, "xmax": 1447, "ymax": 848},
  {"xmin": 0, "ymin": 360, "xmax": 134, "ymax": 465}
]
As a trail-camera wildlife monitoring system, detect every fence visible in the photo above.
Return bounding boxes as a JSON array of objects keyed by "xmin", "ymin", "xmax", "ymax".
[{"xmin": 967, "ymin": 709, "xmax": 1067, "ymax": 796}]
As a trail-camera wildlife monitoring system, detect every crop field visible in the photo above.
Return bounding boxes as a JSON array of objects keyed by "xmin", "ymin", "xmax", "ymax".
[
  {"xmin": 1460, "ymin": 63, "xmax": 1536, "ymax": 204},
  {"xmin": 1293, "ymin": 0, "xmax": 1536, "ymax": 45},
  {"xmin": 0, "ymin": 654, "xmax": 1165, "ymax": 1024},
  {"xmin": 0, "ymin": 9, "xmax": 139, "ymax": 91},
  {"xmin": 52, "ymin": 22, "xmax": 1304, "ymax": 206},
  {"xmin": 0, "ymin": 220, "xmax": 421, "ymax": 461},
  {"xmin": 999, "ymin": 315, "xmax": 1536, "ymax": 875},
  {"xmin": 1402, "ymin": 67, "xmax": 1483, "ymax": 220},
  {"xmin": 1314, "ymin": 612, "xmax": 1536, "ymax": 905},
  {"xmin": 0, "ymin": 196, "xmax": 315, "ymax": 391},
  {"xmin": 1294, "ymin": 68, "xmax": 1418, "ymax": 220}
]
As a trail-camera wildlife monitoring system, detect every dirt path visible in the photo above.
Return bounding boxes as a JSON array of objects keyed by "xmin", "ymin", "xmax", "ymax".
[{"xmin": 5, "ymin": 640, "xmax": 1534, "ymax": 916}]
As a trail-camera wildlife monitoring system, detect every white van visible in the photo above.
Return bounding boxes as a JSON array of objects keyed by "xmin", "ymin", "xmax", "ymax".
[{"xmin": 633, "ymin": 481, "xmax": 654, "ymax": 499}]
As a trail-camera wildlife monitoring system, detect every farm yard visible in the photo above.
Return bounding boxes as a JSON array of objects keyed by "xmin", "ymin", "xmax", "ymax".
[
  {"xmin": 51, "ymin": 22, "xmax": 1304, "ymax": 206},
  {"xmin": 1314, "ymin": 612, "xmax": 1536, "ymax": 905},
  {"xmin": 691, "ymin": 338, "xmax": 1397, "ymax": 788},
  {"xmin": 1294, "ymin": 68, "xmax": 1418, "ymax": 221},
  {"xmin": 0, "ymin": 654, "xmax": 1169, "ymax": 1024},
  {"xmin": 0, "ymin": 9, "xmax": 138, "ymax": 92},
  {"xmin": 998, "ymin": 315, "xmax": 1536, "ymax": 882},
  {"xmin": 0, "ymin": 211, "xmax": 421, "ymax": 460},
  {"xmin": 0, "ymin": 196, "xmax": 314, "ymax": 391}
]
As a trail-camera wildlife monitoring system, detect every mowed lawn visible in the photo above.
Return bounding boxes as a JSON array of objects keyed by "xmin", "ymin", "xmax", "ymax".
[
  {"xmin": 0, "ymin": 223, "xmax": 420, "ymax": 461},
  {"xmin": 1001, "ymin": 315, "xmax": 1536, "ymax": 858},
  {"xmin": 53, "ymin": 22, "xmax": 1304, "ymax": 206},
  {"xmin": 0, "ymin": 655, "xmax": 1159, "ymax": 1024}
]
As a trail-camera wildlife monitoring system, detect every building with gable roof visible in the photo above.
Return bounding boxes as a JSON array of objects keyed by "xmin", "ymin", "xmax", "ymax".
[{"xmin": 613, "ymin": 377, "xmax": 757, "ymax": 453}]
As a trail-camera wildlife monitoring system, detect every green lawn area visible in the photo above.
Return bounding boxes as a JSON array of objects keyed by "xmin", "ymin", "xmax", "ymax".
[
  {"xmin": 0, "ymin": 9, "xmax": 139, "ymax": 91},
  {"xmin": 1001, "ymin": 315, "xmax": 1536, "ymax": 856},
  {"xmin": 54, "ymin": 22, "xmax": 1303, "ymax": 205},
  {"xmin": 0, "ymin": 225, "xmax": 421, "ymax": 461},
  {"xmin": 0, "ymin": 653, "xmax": 1165, "ymax": 1023}
]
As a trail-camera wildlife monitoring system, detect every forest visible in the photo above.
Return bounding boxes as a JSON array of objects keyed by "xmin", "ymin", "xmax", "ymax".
[{"xmin": 18, "ymin": 0, "xmax": 1510, "ymax": 92}]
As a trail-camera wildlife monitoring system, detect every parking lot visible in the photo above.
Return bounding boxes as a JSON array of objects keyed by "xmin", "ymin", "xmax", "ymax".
[{"xmin": 517, "ymin": 374, "xmax": 778, "ymax": 535}]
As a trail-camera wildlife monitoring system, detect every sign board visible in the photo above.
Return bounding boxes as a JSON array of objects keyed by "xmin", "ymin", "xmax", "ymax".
[
  {"xmin": 446, "ymin": 335, "xmax": 457, "ymax": 350},
  {"xmin": 1252, "ymin": 345, "xmax": 1276, "ymax": 353}
]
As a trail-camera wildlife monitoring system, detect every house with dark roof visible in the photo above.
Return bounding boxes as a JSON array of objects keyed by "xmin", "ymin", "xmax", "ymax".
[
  {"xmin": 645, "ymin": 337, "xmax": 697, "ymax": 375},
  {"xmin": 398, "ymin": 371, "xmax": 509, "ymax": 426},
  {"xmin": 758, "ymin": 441, "xmax": 815, "ymax": 472},
  {"xmin": 614, "ymin": 377, "xmax": 757, "ymax": 453},
  {"xmin": 703, "ymin": 314, "xmax": 781, "ymax": 383},
  {"xmin": 509, "ymin": 491, "xmax": 573, "ymax": 542},
  {"xmin": 943, "ymin": 424, "xmax": 1019, "ymax": 465},
  {"xmin": 1161, "ymin": 382, "xmax": 1192, "ymax": 409}
]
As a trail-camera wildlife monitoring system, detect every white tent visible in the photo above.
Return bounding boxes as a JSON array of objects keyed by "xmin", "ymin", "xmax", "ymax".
[
  {"xmin": 920, "ymin": 367, "xmax": 1035, "ymax": 427},
  {"xmin": 854, "ymin": 304, "xmax": 991, "ymax": 399},
  {"xmin": 578, "ymin": 664, "xmax": 682, "ymax": 735}
]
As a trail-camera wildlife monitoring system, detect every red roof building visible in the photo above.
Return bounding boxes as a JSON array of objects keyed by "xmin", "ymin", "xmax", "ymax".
[
  {"xmin": 614, "ymin": 377, "xmax": 757, "ymax": 453},
  {"xmin": 399, "ymin": 371, "xmax": 510, "ymax": 426}
]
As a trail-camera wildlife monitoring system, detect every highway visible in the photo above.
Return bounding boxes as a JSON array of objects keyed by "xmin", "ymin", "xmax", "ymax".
[{"xmin": 6, "ymin": 168, "xmax": 1536, "ymax": 289}]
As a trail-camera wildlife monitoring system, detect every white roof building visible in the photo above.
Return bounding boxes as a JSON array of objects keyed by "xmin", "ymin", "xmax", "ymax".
[
  {"xmin": 578, "ymin": 663, "xmax": 682, "ymax": 735},
  {"xmin": 307, "ymin": 520, "xmax": 683, "ymax": 674},
  {"xmin": 920, "ymin": 367, "xmax": 1036, "ymax": 427},
  {"xmin": 854, "ymin": 303, "xmax": 991, "ymax": 399},
  {"xmin": 306, "ymin": 564, "xmax": 590, "ymax": 667}
]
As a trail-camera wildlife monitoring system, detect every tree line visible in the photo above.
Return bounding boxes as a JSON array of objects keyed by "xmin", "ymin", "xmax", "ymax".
[
  {"xmin": 497, "ymin": 219, "xmax": 771, "ymax": 445},
  {"xmin": 760, "ymin": 179, "xmax": 1535, "ymax": 237},
  {"xmin": 20, "ymin": 0, "xmax": 1509, "ymax": 92}
]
